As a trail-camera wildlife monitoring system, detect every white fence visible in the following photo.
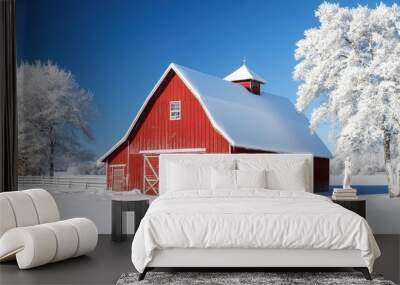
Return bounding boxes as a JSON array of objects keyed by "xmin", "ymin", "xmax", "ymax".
[{"xmin": 18, "ymin": 175, "xmax": 107, "ymax": 191}]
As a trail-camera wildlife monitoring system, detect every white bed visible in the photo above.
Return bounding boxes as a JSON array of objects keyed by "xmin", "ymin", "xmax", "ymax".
[{"xmin": 131, "ymin": 154, "xmax": 380, "ymax": 280}]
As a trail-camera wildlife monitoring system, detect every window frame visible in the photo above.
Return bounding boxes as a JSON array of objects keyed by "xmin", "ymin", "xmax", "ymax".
[{"xmin": 169, "ymin": 101, "xmax": 181, "ymax": 121}]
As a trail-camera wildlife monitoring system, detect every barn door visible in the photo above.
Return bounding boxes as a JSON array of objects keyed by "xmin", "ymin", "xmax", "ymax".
[
  {"xmin": 112, "ymin": 166, "xmax": 125, "ymax": 191},
  {"xmin": 143, "ymin": 155, "xmax": 159, "ymax": 195}
]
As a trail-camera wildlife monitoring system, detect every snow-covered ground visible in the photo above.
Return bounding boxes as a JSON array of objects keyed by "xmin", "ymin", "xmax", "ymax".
[
  {"xmin": 18, "ymin": 186, "xmax": 399, "ymax": 235},
  {"xmin": 19, "ymin": 180, "xmax": 144, "ymax": 234},
  {"xmin": 52, "ymin": 190, "xmax": 112, "ymax": 234},
  {"xmin": 18, "ymin": 174, "xmax": 398, "ymax": 234},
  {"xmin": 330, "ymin": 174, "xmax": 388, "ymax": 186},
  {"xmin": 44, "ymin": 189, "xmax": 144, "ymax": 234}
]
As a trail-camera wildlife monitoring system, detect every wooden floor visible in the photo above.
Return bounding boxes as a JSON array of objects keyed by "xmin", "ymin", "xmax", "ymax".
[{"xmin": 0, "ymin": 235, "xmax": 399, "ymax": 285}]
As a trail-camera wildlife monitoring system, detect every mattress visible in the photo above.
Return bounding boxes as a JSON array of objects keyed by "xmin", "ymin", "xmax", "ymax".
[{"xmin": 131, "ymin": 190, "xmax": 380, "ymax": 273}]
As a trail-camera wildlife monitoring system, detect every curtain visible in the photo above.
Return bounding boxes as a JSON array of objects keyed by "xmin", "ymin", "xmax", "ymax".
[{"xmin": 0, "ymin": 0, "xmax": 17, "ymax": 192}]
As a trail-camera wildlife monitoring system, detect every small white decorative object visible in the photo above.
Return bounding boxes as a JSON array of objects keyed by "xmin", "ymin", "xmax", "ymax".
[
  {"xmin": 343, "ymin": 157, "xmax": 352, "ymax": 189},
  {"xmin": 395, "ymin": 164, "xmax": 400, "ymax": 196}
]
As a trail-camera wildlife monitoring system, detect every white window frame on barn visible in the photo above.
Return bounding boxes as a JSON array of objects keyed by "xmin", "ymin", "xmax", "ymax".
[{"xmin": 169, "ymin": 101, "xmax": 181, "ymax": 120}]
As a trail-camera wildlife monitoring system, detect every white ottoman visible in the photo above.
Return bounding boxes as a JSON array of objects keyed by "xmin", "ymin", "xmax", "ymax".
[{"xmin": 0, "ymin": 189, "xmax": 98, "ymax": 269}]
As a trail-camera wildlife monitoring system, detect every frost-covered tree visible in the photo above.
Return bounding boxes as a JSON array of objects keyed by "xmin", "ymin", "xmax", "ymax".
[
  {"xmin": 66, "ymin": 162, "xmax": 105, "ymax": 175},
  {"xmin": 293, "ymin": 3, "xmax": 400, "ymax": 197},
  {"xmin": 17, "ymin": 61, "xmax": 94, "ymax": 176}
]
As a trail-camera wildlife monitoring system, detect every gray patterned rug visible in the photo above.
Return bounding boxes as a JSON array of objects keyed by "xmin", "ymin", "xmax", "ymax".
[{"xmin": 116, "ymin": 272, "xmax": 396, "ymax": 285}]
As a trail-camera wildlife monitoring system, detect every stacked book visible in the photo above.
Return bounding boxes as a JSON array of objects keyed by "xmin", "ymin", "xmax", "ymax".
[{"xmin": 332, "ymin": 188, "xmax": 358, "ymax": 200}]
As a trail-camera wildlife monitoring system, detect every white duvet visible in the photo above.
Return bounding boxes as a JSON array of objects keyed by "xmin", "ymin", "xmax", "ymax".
[{"xmin": 131, "ymin": 190, "xmax": 380, "ymax": 272}]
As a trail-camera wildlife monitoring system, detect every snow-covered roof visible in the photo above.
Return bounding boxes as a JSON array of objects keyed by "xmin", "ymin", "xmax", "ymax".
[
  {"xmin": 224, "ymin": 64, "xmax": 266, "ymax": 83},
  {"xmin": 99, "ymin": 63, "xmax": 331, "ymax": 162}
]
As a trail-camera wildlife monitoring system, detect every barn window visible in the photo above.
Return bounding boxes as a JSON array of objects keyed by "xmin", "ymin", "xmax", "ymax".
[{"xmin": 169, "ymin": 101, "xmax": 181, "ymax": 120}]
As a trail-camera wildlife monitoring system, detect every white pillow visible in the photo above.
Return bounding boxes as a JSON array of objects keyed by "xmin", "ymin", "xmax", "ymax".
[
  {"xmin": 266, "ymin": 162, "xmax": 307, "ymax": 191},
  {"xmin": 238, "ymin": 159, "xmax": 309, "ymax": 192},
  {"xmin": 167, "ymin": 162, "xmax": 210, "ymax": 191},
  {"xmin": 211, "ymin": 168, "xmax": 236, "ymax": 190},
  {"xmin": 236, "ymin": 169, "xmax": 267, "ymax": 189},
  {"xmin": 165, "ymin": 159, "xmax": 236, "ymax": 193}
]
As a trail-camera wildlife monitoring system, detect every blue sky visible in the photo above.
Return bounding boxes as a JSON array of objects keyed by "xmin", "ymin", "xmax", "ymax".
[{"xmin": 17, "ymin": 0, "xmax": 397, "ymax": 157}]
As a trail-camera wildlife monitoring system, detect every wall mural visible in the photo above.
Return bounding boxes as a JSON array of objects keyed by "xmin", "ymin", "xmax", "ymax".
[{"xmin": 16, "ymin": 0, "xmax": 400, "ymax": 198}]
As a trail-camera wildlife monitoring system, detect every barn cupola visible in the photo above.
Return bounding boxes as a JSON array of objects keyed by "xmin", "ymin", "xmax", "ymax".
[
  {"xmin": 224, "ymin": 62, "xmax": 266, "ymax": 95},
  {"xmin": 224, "ymin": 61, "xmax": 265, "ymax": 95}
]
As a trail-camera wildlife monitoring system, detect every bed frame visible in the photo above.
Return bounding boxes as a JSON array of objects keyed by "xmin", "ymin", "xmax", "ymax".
[
  {"xmin": 139, "ymin": 248, "xmax": 370, "ymax": 280},
  {"xmin": 139, "ymin": 154, "xmax": 371, "ymax": 281}
]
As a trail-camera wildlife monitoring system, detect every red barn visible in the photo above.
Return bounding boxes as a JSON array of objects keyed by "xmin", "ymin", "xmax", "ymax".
[{"xmin": 99, "ymin": 63, "xmax": 332, "ymax": 195}]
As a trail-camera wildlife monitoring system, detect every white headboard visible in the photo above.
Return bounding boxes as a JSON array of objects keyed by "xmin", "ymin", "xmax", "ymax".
[{"xmin": 159, "ymin": 153, "xmax": 314, "ymax": 195}]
